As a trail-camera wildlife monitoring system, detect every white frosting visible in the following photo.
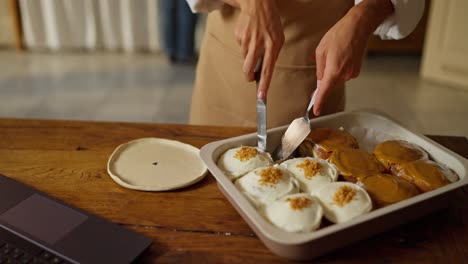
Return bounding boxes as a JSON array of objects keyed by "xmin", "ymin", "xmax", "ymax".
[
  {"xmin": 235, "ymin": 165, "xmax": 299, "ymax": 208},
  {"xmin": 264, "ymin": 193, "xmax": 323, "ymax": 233},
  {"xmin": 281, "ymin": 157, "xmax": 338, "ymax": 194},
  {"xmin": 217, "ymin": 146, "xmax": 273, "ymax": 181},
  {"xmin": 314, "ymin": 182, "xmax": 372, "ymax": 224}
]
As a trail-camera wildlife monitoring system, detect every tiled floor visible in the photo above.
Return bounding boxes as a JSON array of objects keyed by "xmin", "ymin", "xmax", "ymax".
[
  {"xmin": 0, "ymin": 50, "xmax": 467, "ymax": 137},
  {"xmin": 0, "ymin": 51, "xmax": 194, "ymax": 124}
]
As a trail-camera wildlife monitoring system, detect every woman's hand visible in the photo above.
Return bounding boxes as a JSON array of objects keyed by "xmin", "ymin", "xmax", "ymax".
[
  {"xmin": 313, "ymin": 0, "xmax": 393, "ymax": 116},
  {"xmin": 233, "ymin": 0, "xmax": 284, "ymax": 99}
]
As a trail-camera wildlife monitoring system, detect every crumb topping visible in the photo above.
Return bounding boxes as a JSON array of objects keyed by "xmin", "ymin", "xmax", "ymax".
[
  {"xmin": 333, "ymin": 186, "xmax": 356, "ymax": 207},
  {"xmin": 234, "ymin": 146, "xmax": 258, "ymax": 161},
  {"xmin": 286, "ymin": 197, "xmax": 312, "ymax": 210},
  {"xmin": 258, "ymin": 167, "xmax": 283, "ymax": 187},
  {"xmin": 296, "ymin": 160, "xmax": 322, "ymax": 179}
]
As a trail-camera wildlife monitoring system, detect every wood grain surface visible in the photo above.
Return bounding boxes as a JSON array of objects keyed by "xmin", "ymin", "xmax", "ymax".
[{"xmin": 0, "ymin": 119, "xmax": 467, "ymax": 263}]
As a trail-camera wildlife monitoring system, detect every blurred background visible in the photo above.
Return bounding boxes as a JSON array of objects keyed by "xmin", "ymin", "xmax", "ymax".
[{"xmin": 0, "ymin": 0, "xmax": 467, "ymax": 136}]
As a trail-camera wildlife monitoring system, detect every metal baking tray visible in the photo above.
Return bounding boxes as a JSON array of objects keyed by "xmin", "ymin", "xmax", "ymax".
[{"xmin": 199, "ymin": 110, "xmax": 468, "ymax": 260}]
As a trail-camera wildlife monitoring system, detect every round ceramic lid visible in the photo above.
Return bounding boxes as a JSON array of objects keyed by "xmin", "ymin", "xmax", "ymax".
[{"xmin": 107, "ymin": 138, "xmax": 208, "ymax": 191}]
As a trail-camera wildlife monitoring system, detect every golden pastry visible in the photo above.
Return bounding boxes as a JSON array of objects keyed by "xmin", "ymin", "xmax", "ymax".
[
  {"xmin": 393, "ymin": 159, "xmax": 457, "ymax": 192},
  {"xmin": 374, "ymin": 140, "xmax": 428, "ymax": 170},
  {"xmin": 329, "ymin": 149, "xmax": 386, "ymax": 182},
  {"xmin": 359, "ymin": 173, "xmax": 420, "ymax": 207},
  {"xmin": 298, "ymin": 127, "xmax": 359, "ymax": 160}
]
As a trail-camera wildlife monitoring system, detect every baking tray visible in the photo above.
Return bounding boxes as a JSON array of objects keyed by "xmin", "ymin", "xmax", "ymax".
[{"xmin": 199, "ymin": 110, "xmax": 468, "ymax": 260}]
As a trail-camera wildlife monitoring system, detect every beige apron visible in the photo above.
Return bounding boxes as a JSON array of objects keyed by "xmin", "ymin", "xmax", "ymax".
[{"xmin": 190, "ymin": 1, "xmax": 353, "ymax": 128}]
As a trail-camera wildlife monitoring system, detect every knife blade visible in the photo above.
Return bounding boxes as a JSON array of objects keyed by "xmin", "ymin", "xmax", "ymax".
[{"xmin": 255, "ymin": 58, "xmax": 267, "ymax": 152}]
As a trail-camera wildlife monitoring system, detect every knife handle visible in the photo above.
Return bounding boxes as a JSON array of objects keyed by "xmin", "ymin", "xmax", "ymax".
[{"xmin": 254, "ymin": 58, "xmax": 263, "ymax": 85}]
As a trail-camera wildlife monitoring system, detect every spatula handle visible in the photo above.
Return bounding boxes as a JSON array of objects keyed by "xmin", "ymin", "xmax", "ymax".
[
  {"xmin": 306, "ymin": 80, "xmax": 319, "ymax": 116},
  {"xmin": 254, "ymin": 58, "xmax": 263, "ymax": 84}
]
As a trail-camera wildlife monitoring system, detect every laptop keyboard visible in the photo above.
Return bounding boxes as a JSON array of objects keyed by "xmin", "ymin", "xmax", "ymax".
[{"xmin": 0, "ymin": 228, "xmax": 70, "ymax": 264}]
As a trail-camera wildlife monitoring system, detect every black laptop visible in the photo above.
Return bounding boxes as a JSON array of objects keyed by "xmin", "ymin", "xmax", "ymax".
[{"xmin": 0, "ymin": 174, "xmax": 151, "ymax": 264}]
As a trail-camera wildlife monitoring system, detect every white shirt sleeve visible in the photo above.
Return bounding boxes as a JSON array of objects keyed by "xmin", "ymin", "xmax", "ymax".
[
  {"xmin": 355, "ymin": 0, "xmax": 425, "ymax": 40},
  {"xmin": 186, "ymin": 0, "xmax": 223, "ymax": 13},
  {"xmin": 187, "ymin": 0, "xmax": 425, "ymax": 40}
]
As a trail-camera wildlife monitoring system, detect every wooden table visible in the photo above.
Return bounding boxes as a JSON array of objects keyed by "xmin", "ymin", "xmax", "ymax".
[{"xmin": 0, "ymin": 118, "xmax": 467, "ymax": 263}]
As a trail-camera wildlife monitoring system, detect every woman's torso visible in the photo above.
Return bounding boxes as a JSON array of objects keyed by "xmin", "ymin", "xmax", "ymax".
[
  {"xmin": 206, "ymin": 0, "xmax": 353, "ymax": 66},
  {"xmin": 189, "ymin": 1, "xmax": 353, "ymax": 127}
]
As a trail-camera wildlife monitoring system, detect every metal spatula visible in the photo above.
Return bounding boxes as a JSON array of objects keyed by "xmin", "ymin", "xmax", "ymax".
[{"xmin": 271, "ymin": 81, "xmax": 319, "ymax": 161}]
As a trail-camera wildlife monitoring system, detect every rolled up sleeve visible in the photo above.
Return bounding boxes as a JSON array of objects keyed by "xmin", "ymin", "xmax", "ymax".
[
  {"xmin": 186, "ymin": 0, "xmax": 223, "ymax": 13},
  {"xmin": 356, "ymin": 0, "xmax": 425, "ymax": 40}
]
